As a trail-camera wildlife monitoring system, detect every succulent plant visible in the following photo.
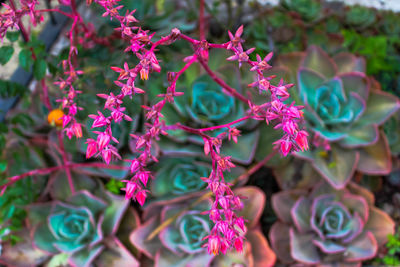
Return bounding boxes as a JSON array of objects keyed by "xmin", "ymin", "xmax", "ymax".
[
  {"xmin": 148, "ymin": 156, "xmax": 247, "ymax": 203},
  {"xmin": 130, "ymin": 187, "xmax": 276, "ymax": 267},
  {"xmin": 156, "ymin": 49, "xmax": 259, "ymax": 164},
  {"xmin": 271, "ymin": 45, "xmax": 400, "ymax": 188},
  {"xmin": 270, "ymin": 180, "xmax": 395, "ymax": 266},
  {"xmin": 345, "ymin": 5, "xmax": 377, "ymax": 30},
  {"xmin": 280, "ymin": 0, "xmax": 322, "ymax": 22},
  {"xmin": 0, "ymin": 172, "xmax": 139, "ymax": 267}
]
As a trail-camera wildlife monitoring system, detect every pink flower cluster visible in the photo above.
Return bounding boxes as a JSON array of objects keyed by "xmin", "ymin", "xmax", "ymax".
[
  {"xmin": 225, "ymin": 26, "xmax": 308, "ymax": 156},
  {"xmin": 201, "ymin": 135, "xmax": 246, "ymax": 255},
  {"xmin": 0, "ymin": 0, "xmax": 42, "ymax": 41}
]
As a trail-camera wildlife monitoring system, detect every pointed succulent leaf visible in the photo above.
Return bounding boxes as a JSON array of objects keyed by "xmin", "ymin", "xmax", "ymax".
[
  {"xmin": 235, "ymin": 186, "xmax": 265, "ymax": 228},
  {"xmin": 291, "ymin": 196, "xmax": 312, "ymax": 233},
  {"xmin": 339, "ymin": 124, "xmax": 378, "ymax": 148},
  {"xmin": 298, "ymin": 68, "xmax": 325, "ymax": 108},
  {"xmin": 333, "ymin": 53, "xmax": 366, "ymax": 74},
  {"xmin": 272, "ymin": 189, "xmax": 307, "ymax": 224},
  {"xmin": 312, "ymin": 239, "xmax": 346, "ymax": 253},
  {"xmin": 221, "ymin": 130, "xmax": 259, "ymax": 164},
  {"xmin": 67, "ymin": 190, "xmax": 108, "ymax": 216},
  {"xmin": 94, "ymin": 237, "xmax": 139, "ymax": 267},
  {"xmin": 276, "ymin": 52, "xmax": 304, "ymax": 80},
  {"xmin": 312, "ymin": 146, "xmax": 359, "ymax": 189},
  {"xmin": 364, "ymin": 207, "xmax": 395, "ymax": 246},
  {"xmin": 274, "ymin": 159, "xmax": 321, "ymax": 190},
  {"xmin": 68, "ymin": 244, "xmax": 104, "ymax": 267},
  {"xmin": 27, "ymin": 203, "xmax": 52, "ymax": 226},
  {"xmin": 269, "ymin": 222, "xmax": 293, "ymax": 264},
  {"xmin": 246, "ymin": 230, "xmax": 276, "ymax": 267},
  {"xmin": 357, "ymin": 91, "xmax": 400, "ymax": 127},
  {"xmin": 290, "ymin": 229, "xmax": 320, "ymax": 264},
  {"xmin": 50, "ymin": 171, "xmax": 98, "ymax": 201},
  {"xmin": 155, "ymin": 248, "xmax": 213, "ymax": 267},
  {"xmin": 116, "ymin": 208, "xmax": 141, "ymax": 257},
  {"xmin": 33, "ymin": 224, "xmax": 59, "ymax": 254},
  {"xmin": 130, "ymin": 216, "xmax": 162, "ymax": 259},
  {"xmin": 347, "ymin": 182, "xmax": 374, "ymax": 206},
  {"xmin": 301, "ymin": 46, "xmax": 336, "ymax": 79},
  {"xmin": 101, "ymin": 191, "xmax": 129, "ymax": 236},
  {"xmin": 344, "ymin": 232, "xmax": 377, "ymax": 262},
  {"xmin": 357, "ymin": 132, "xmax": 391, "ymax": 175},
  {"xmin": 339, "ymin": 72, "xmax": 369, "ymax": 101}
]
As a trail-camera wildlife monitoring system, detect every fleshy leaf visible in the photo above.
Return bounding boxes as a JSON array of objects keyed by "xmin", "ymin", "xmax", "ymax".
[
  {"xmin": 298, "ymin": 68, "xmax": 325, "ymax": 108},
  {"xmin": 33, "ymin": 224, "xmax": 59, "ymax": 254},
  {"xmin": 116, "ymin": 208, "xmax": 141, "ymax": 257},
  {"xmin": 364, "ymin": 207, "xmax": 395, "ymax": 246},
  {"xmin": 269, "ymin": 223, "xmax": 293, "ymax": 264},
  {"xmin": 357, "ymin": 132, "xmax": 391, "ymax": 175},
  {"xmin": 312, "ymin": 239, "xmax": 346, "ymax": 254},
  {"xmin": 129, "ymin": 216, "xmax": 162, "ymax": 259},
  {"xmin": 272, "ymin": 189, "xmax": 307, "ymax": 224},
  {"xmin": 276, "ymin": 52, "xmax": 304, "ymax": 80},
  {"xmin": 339, "ymin": 72, "xmax": 369, "ymax": 100},
  {"xmin": 291, "ymin": 196, "xmax": 312, "ymax": 233},
  {"xmin": 69, "ymin": 244, "xmax": 104, "ymax": 267},
  {"xmin": 247, "ymin": 230, "xmax": 276, "ymax": 267},
  {"xmin": 301, "ymin": 46, "xmax": 336, "ymax": 79},
  {"xmin": 67, "ymin": 191, "xmax": 108, "ymax": 216},
  {"xmin": 50, "ymin": 171, "xmax": 98, "ymax": 201},
  {"xmin": 333, "ymin": 53, "xmax": 366, "ymax": 74},
  {"xmin": 341, "ymin": 194, "xmax": 369, "ymax": 222},
  {"xmin": 347, "ymin": 182, "xmax": 375, "ymax": 206},
  {"xmin": 94, "ymin": 237, "xmax": 139, "ymax": 267},
  {"xmin": 221, "ymin": 130, "xmax": 259, "ymax": 164},
  {"xmin": 357, "ymin": 91, "xmax": 400, "ymax": 127},
  {"xmin": 235, "ymin": 186, "xmax": 265, "ymax": 228},
  {"xmin": 344, "ymin": 231, "xmax": 377, "ymax": 262},
  {"xmin": 274, "ymin": 159, "xmax": 321, "ymax": 190},
  {"xmin": 339, "ymin": 125, "xmax": 378, "ymax": 148},
  {"xmin": 101, "ymin": 191, "xmax": 129, "ymax": 236},
  {"xmin": 290, "ymin": 229, "xmax": 320, "ymax": 264},
  {"xmin": 27, "ymin": 203, "xmax": 52, "ymax": 226},
  {"xmin": 155, "ymin": 248, "xmax": 213, "ymax": 267},
  {"xmin": 312, "ymin": 146, "xmax": 359, "ymax": 189}
]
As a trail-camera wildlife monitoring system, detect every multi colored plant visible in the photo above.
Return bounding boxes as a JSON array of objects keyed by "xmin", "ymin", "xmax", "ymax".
[{"xmin": 0, "ymin": 0, "xmax": 399, "ymax": 266}]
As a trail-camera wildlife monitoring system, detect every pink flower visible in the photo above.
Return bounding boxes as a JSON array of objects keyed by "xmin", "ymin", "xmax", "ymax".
[
  {"xmin": 295, "ymin": 130, "xmax": 309, "ymax": 151},
  {"xmin": 86, "ymin": 139, "xmax": 98, "ymax": 159},
  {"xmin": 97, "ymin": 132, "xmax": 110, "ymax": 150},
  {"xmin": 233, "ymin": 238, "xmax": 244, "ymax": 253},
  {"xmin": 102, "ymin": 148, "xmax": 112, "ymax": 164},
  {"xmin": 136, "ymin": 190, "xmax": 147, "ymax": 206},
  {"xmin": 274, "ymin": 139, "xmax": 292, "ymax": 156},
  {"xmin": 207, "ymin": 235, "xmax": 220, "ymax": 255},
  {"xmin": 122, "ymin": 180, "xmax": 137, "ymax": 200}
]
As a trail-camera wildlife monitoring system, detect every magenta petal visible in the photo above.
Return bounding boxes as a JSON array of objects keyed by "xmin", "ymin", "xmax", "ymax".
[
  {"xmin": 290, "ymin": 228, "xmax": 321, "ymax": 264},
  {"xmin": 344, "ymin": 231, "xmax": 377, "ymax": 262},
  {"xmin": 301, "ymin": 46, "xmax": 337, "ymax": 79}
]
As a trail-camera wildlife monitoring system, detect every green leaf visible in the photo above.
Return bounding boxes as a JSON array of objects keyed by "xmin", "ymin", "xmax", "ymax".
[
  {"xmin": 0, "ymin": 46, "xmax": 14, "ymax": 65},
  {"xmin": 33, "ymin": 59, "xmax": 47, "ymax": 80},
  {"xmin": 19, "ymin": 49, "xmax": 33, "ymax": 72},
  {"xmin": 6, "ymin": 31, "xmax": 20, "ymax": 42}
]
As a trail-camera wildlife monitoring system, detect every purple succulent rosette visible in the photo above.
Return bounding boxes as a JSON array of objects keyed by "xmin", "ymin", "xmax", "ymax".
[
  {"xmin": 0, "ymin": 172, "xmax": 140, "ymax": 267},
  {"xmin": 130, "ymin": 187, "xmax": 276, "ymax": 267},
  {"xmin": 269, "ymin": 180, "xmax": 395, "ymax": 266},
  {"xmin": 271, "ymin": 45, "xmax": 400, "ymax": 189}
]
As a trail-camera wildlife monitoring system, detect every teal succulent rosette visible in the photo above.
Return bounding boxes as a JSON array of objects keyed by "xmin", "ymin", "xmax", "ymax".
[
  {"xmin": 270, "ymin": 181, "xmax": 395, "ymax": 266},
  {"xmin": 0, "ymin": 172, "xmax": 139, "ymax": 267},
  {"xmin": 130, "ymin": 187, "xmax": 276, "ymax": 267},
  {"xmin": 147, "ymin": 156, "xmax": 247, "ymax": 204},
  {"xmin": 157, "ymin": 50, "xmax": 259, "ymax": 164},
  {"xmin": 271, "ymin": 46, "xmax": 400, "ymax": 189}
]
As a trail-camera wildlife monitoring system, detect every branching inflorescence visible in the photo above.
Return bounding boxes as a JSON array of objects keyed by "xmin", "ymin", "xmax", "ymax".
[{"xmin": 0, "ymin": 0, "xmax": 308, "ymax": 255}]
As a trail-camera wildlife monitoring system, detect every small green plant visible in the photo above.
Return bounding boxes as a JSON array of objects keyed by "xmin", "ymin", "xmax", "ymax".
[{"xmin": 378, "ymin": 227, "xmax": 400, "ymax": 266}]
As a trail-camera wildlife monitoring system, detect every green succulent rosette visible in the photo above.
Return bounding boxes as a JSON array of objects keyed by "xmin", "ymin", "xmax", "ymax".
[
  {"xmin": 270, "ymin": 180, "xmax": 395, "ymax": 266},
  {"xmin": 157, "ymin": 49, "xmax": 259, "ymax": 164},
  {"xmin": 0, "ymin": 172, "xmax": 139, "ymax": 267},
  {"xmin": 345, "ymin": 5, "xmax": 377, "ymax": 30},
  {"xmin": 280, "ymin": 0, "xmax": 322, "ymax": 22},
  {"xmin": 130, "ymin": 187, "xmax": 276, "ymax": 267},
  {"xmin": 147, "ymin": 156, "xmax": 247, "ymax": 204},
  {"xmin": 270, "ymin": 46, "xmax": 400, "ymax": 189}
]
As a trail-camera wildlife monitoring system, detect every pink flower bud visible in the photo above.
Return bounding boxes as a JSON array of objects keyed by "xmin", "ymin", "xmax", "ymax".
[
  {"xmin": 86, "ymin": 139, "xmax": 98, "ymax": 159},
  {"xmin": 97, "ymin": 132, "xmax": 111, "ymax": 151},
  {"xmin": 136, "ymin": 190, "xmax": 147, "ymax": 206},
  {"xmin": 102, "ymin": 148, "xmax": 112, "ymax": 165},
  {"xmin": 207, "ymin": 235, "xmax": 220, "ymax": 255}
]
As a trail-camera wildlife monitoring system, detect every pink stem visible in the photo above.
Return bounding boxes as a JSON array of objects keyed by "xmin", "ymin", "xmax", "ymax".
[
  {"xmin": 199, "ymin": 0, "xmax": 205, "ymax": 40},
  {"xmin": 235, "ymin": 150, "xmax": 278, "ymax": 182},
  {"xmin": 197, "ymin": 57, "xmax": 249, "ymax": 104},
  {"xmin": 57, "ymin": 131, "xmax": 75, "ymax": 194},
  {"xmin": 0, "ymin": 162, "xmax": 128, "ymax": 193},
  {"xmin": 41, "ymin": 80, "xmax": 52, "ymax": 110},
  {"xmin": 198, "ymin": 115, "xmax": 251, "ymax": 132},
  {"xmin": 8, "ymin": 0, "xmax": 29, "ymax": 42},
  {"xmin": 36, "ymin": 8, "xmax": 74, "ymax": 18}
]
